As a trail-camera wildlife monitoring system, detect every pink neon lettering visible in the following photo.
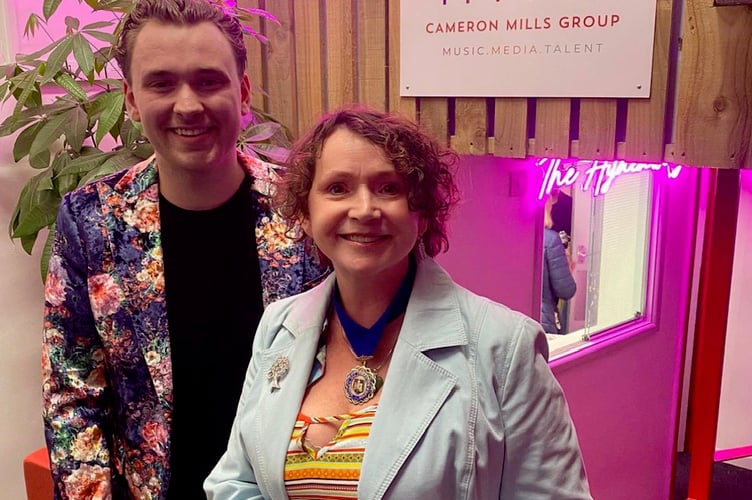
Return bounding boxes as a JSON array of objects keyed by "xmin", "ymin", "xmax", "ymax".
[
  {"xmin": 537, "ymin": 158, "xmax": 579, "ymax": 199},
  {"xmin": 537, "ymin": 158, "xmax": 682, "ymax": 199}
]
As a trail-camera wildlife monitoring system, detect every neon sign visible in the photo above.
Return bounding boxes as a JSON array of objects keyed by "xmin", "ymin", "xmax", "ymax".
[{"xmin": 537, "ymin": 158, "xmax": 683, "ymax": 199}]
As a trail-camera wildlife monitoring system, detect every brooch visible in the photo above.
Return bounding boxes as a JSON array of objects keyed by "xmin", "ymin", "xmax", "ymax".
[{"xmin": 267, "ymin": 356, "xmax": 289, "ymax": 391}]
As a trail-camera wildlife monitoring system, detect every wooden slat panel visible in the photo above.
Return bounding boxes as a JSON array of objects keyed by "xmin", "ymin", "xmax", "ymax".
[
  {"xmin": 534, "ymin": 99, "xmax": 571, "ymax": 158},
  {"xmin": 624, "ymin": 0, "xmax": 673, "ymax": 163},
  {"xmin": 387, "ymin": 0, "xmax": 416, "ymax": 119},
  {"xmin": 452, "ymin": 98, "xmax": 487, "ymax": 155},
  {"xmin": 672, "ymin": 0, "xmax": 752, "ymax": 168},
  {"xmin": 493, "ymin": 98, "xmax": 528, "ymax": 158},
  {"xmin": 578, "ymin": 99, "xmax": 617, "ymax": 159},
  {"xmin": 418, "ymin": 98, "xmax": 449, "ymax": 146},
  {"xmin": 238, "ymin": 0, "xmax": 264, "ymax": 111},
  {"xmin": 293, "ymin": 1, "xmax": 325, "ymax": 134},
  {"xmin": 325, "ymin": 0, "xmax": 356, "ymax": 109},
  {"xmin": 357, "ymin": 0, "xmax": 387, "ymax": 110},
  {"xmin": 263, "ymin": 1, "xmax": 296, "ymax": 135}
]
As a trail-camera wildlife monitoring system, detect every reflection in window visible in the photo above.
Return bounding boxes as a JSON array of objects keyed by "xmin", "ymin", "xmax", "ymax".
[{"xmin": 545, "ymin": 162, "xmax": 653, "ymax": 355}]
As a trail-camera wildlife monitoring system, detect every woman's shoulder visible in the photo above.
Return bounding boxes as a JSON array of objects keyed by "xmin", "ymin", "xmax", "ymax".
[{"xmin": 450, "ymin": 281, "xmax": 543, "ymax": 343}]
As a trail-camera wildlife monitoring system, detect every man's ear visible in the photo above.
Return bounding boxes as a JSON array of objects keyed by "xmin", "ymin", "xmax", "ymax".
[
  {"xmin": 123, "ymin": 80, "xmax": 141, "ymax": 122},
  {"xmin": 240, "ymin": 74, "xmax": 251, "ymax": 115}
]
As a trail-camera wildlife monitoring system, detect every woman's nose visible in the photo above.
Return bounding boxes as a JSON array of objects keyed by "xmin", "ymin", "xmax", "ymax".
[{"xmin": 349, "ymin": 190, "xmax": 381, "ymax": 220}]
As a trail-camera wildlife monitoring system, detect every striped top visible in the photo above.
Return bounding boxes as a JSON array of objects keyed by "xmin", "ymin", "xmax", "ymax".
[{"xmin": 284, "ymin": 405, "xmax": 377, "ymax": 499}]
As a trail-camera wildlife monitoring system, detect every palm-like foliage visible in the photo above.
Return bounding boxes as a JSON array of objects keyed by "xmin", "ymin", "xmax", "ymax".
[{"xmin": 0, "ymin": 0, "xmax": 290, "ymax": 279}]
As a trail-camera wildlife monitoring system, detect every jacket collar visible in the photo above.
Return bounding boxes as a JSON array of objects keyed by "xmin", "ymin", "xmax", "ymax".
[{"xmin": 254, "ymin": 258, "xmax": 467, "ymax": 499}]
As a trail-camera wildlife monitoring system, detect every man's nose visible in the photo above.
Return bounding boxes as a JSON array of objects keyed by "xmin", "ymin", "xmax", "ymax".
[{"xmin": 174, "ymin": 85, "xmax": 203, "ymax": 116}]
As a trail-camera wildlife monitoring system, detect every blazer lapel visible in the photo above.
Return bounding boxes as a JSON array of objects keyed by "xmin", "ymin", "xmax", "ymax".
[
  {"xmin": 252, "ymin": 277, "xmax": 336, "ymax": 499},
  {"xmin": 359, "ymin": 259, "xmax": 466, "ymax": 500},
  {"xmin": 100, "ymin": 157, "xmax": 173, "ymax": 409}
]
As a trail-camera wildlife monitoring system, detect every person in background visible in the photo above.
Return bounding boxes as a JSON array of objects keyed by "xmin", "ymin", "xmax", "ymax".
[
  {"xmin": 542, "ymin": 195, "xmax": 577, "ymax": 334},
  {"xmin": 41, "ymin": 1, "xmax": 326, "ymax": 498},
  {"xmin": 205, "ymin": 107, "xmax": 592, "ymax": 499}
]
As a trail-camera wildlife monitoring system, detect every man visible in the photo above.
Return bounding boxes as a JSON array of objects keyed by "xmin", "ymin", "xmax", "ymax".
[{"xmin": 41, "ymin": 1, "xmax": 326, "ymax": 498}]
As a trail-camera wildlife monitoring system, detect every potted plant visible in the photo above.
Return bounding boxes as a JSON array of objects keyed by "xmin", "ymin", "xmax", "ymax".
[{"xmin": 0, "ymin": 0, "xmax": 290, "ymax": 279}]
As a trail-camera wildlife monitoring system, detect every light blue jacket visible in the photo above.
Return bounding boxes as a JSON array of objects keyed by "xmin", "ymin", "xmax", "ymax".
[{"xmin": 206, "ymin": 258, "xmax": 592, "ymax": 499}]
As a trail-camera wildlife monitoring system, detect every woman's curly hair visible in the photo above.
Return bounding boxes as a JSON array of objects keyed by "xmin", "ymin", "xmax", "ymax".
[{"xmin": 275, "ymin": 107, "xmax": 460, "ymax": 257}]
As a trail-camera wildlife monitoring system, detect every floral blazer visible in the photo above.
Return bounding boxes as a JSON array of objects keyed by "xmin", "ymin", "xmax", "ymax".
[{"xmin": 42, "ymin": 154, "xmax": 327, "ymax": 500}]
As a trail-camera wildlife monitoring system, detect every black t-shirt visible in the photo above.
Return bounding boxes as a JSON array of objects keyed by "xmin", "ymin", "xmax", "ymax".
[{"xmin": 159, "ymin": 176, "xmax": 264, "ymax": 499}]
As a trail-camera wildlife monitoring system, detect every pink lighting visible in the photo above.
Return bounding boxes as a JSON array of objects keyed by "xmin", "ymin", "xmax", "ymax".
[{"xmin": 537, "ymin": 158, "xmax": 683, "ymax": 199}]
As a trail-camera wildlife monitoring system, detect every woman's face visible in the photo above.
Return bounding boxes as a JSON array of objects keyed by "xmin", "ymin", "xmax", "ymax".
[{"xmin": 302, "ymin": 127, "xmax": 425, "ymax": 283}]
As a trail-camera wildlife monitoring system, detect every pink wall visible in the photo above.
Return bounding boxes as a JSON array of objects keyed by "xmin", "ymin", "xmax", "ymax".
[
  {"xmin": 436, "ymin": 155, "xmax": 541, "ymax": 318},
  {"xmin": 552, "ymin": 168, "xmax": 699, "ymax": 499},
  {"xmin": 439, "ymin": 155, "xmax": 698, "ymax": 499}
]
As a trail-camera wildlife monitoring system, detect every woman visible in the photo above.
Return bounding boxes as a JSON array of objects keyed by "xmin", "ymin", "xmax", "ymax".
[
  {"xmin": 542, "ymin": 195, "xmax": 577, "ymax": 334},
  {"xmin": 205, "ymin": 108, "xmax": 592, "ymax": 499}
]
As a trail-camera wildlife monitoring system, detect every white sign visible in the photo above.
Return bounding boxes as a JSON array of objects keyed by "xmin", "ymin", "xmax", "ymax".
[{"xmin": 400, "ymin": 0, "xmax": 657, "ymax": 98}]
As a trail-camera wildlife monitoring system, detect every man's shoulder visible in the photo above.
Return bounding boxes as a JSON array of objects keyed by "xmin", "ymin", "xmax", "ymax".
[
  {"xmin": 239, "ymin": 153, "xmax": 283, "ymax": 198},
  {"xmin": 65, "ymin": 157, "xmax": 154, "ymax": 202}
]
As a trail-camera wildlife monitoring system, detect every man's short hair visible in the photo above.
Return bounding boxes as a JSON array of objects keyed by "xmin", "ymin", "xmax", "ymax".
[{"xmin": 115, "ymin": 0, "xmax": 247, "ymax": 82}]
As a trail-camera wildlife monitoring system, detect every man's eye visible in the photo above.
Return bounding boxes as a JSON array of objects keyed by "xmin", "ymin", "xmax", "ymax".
[{"xmin": 148, "ymin": 81, "xmax": 173, "ymax": 90}]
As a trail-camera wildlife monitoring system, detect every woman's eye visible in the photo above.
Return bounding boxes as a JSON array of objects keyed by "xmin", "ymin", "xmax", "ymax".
[
  {"xmin": 326, "ymin": 183, "xmax": 346, "ymax": 195},
  {"xmin": 381, "ymin": 183, "xmax": 401, "ymax": 195}
]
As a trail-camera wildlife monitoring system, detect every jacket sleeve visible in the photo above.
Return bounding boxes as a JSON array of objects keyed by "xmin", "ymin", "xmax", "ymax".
[
  {"xmin": 42, "ymin": 195, "xmax": 115, "ymax": 499},
  {"xmin": 204, "ymin": 310, "xmax": 270, "ymax": 500},
  {"xmin": 497, "ymin": 317, "xmax": 592, "ymax": 499},
  {"xmin": 545, "ymin": 236, "xmax": 577, "ymax": 300}
]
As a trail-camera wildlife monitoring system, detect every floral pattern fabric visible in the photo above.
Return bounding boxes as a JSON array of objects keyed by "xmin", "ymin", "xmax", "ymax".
[{"xmin": 42, "ymin": 154, "xmax": 327, "ymax": 500}]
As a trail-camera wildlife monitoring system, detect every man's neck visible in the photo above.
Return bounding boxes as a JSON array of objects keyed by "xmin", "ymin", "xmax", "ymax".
[{"xmin": 157, "ymin": 158, "xmax": 246, "ymax": 210}]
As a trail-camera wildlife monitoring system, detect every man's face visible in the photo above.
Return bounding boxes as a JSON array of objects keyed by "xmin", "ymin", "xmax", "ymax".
[{"xmin": 124, "ymin": 20, "xmax": 250, "ymax": 178}]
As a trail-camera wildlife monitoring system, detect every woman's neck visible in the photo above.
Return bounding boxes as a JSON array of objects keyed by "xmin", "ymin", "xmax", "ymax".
[{"xmin": 334, "ymin": 261, "xmax": 410, "ymax": 327}]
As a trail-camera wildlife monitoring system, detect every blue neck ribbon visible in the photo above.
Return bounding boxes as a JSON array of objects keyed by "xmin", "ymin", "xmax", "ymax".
[{"xmin": 333, "ymin": 256, "xmax": 417, "ymax": 358}]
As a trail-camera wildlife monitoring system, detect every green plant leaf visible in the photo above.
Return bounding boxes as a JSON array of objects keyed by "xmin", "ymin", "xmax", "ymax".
[
  {"xmin": 16, "ymin": 38, "xmax": 62, "ymax": 62},
  {"xmin": 40, "ymin": 38, "xmax": 72, "ymax": 84},
  {"xmin": 56, "ymin": 149, "xmax": 113, "ymax": 177},
  {"xmin": 29, "ymin": 114, "xmax": 68, "ymax": 162},
  {"xmin": 82, "ymin": 21, "xmax": 115, "ymax": 30},
  {"xmin": 54, "ymin": 72, "xmax": 89, "ymax": 102},
  {"xmin": 119, "ymin": 119, "xmax": 140, "ymax": 147},
  {"xmin": 245, "ymin": 142, "xmax": 290, "ymax": 164},
  {"xmin": 0, "ymin": 81, "xmax": 9, "ymax": 100},
  {"xmin": 40, "ymin": 224, "xmax": 56, "ymax": 280},
  {"xmin": 0, "ymin": 114, "xmax": 37, "ymax": 137},
  {"xmin": 131, "ymin": 141, "xmax": 154, "ymax": 160},
  {"xmin": 77, "ymin": 152, "xmax": 137, "ymax": 187},
  {"xmin": 21, "ymin": 232, "xmax": 39, "ymax": 256},
  {"xmin": 242, "ymin": 122, "xmax": 282, "ymax": 142},
  {"xmin": 83, "ymin": 28, "xmax": 116, "ymax": 44},
  {"xmin": 64, "ymin": 16, "xmax": 80, "ymax": 32},
  {"xmin": 13, "ymin": 121, "xmax": 44, "ymax": 162},
  {"xmin": 12, "ymin": 67, "xmax": 41, "ymax": 114},
  {"xmin": 23, "ymin": 14, "xmax": 41, "ymax": 38},
  {"xmin": 94, "ymin": 91, "xmax": 124, "ymax": 144},
  {"xmin": 43, "ymin": 0, "xmax": 64, "ymax": 21},
  {"xmin": 72, "ymin": 33, "xmax": 95, "ymax": 79},
  {"xmin": 49, "ymin": 153, "xmax": 77, "ymax": 196},
  {"xmin": 64, "ymin": 106, "xmax": 89, "ymax": 153},
  {"xmin": 30, "ymin": 148, "xmax": 51, "ymax": 170},
  {"xmin": 0, "ymin": 100, "xmax": 76, "ymax": 136},
  {"xmin": 12, "ymin": 168, "xmax": 60, "ymax": 239}
]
